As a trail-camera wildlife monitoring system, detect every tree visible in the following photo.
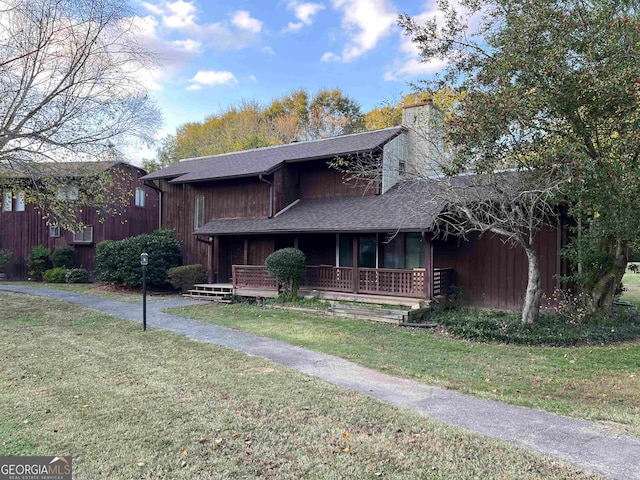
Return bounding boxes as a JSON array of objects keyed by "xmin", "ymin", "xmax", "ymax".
[
  {"xmin": 0, "ymin": 0, "xmax": 161, "ymax": 226},
  {"xmin": 399, "ymin": 0, "xmax": 640, "ymax": 316}
]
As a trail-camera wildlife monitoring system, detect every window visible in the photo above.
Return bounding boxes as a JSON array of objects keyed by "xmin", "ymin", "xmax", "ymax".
[
  {"xmin": 338, "ymin": 234, "xmax": 353, "ymax": 267},
  {"xmin": 194, "ymin": 195, "xmax": 204, "ymax": 229},
  {"xmin": 73, "ymin": 225, "xmax": 93, "ymax": 243},
  {"xmin": 49, "ymin": 225, "xmax": 61, "ymax": 238},
  {"xmin": 57, "ymin": 186, "xmax": 79, "ymax": 201},
  {"xmin": 358, "ymin": 235, "xmax": 377, "ymax": 268},
  {"xmin": 135, "ymin": 187, "xmax": 145, "ymax": 207},
  {"xmin": 16, "ymin": 191, "xmax": 25, "ymax": 211},
  {"xmin": 405, "ymin": 233, "xmax": 425, "ymax": 269},
  {"xmin": 2, "ymin": 191, "xmax": 12, "ymax": 212}
]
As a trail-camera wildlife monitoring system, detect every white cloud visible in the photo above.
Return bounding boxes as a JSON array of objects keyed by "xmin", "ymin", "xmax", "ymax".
[
  {"xmin": 331, "ymin": 0, "xmax": 396, "ymax": 61},
  {"xmin": 141, "ymin": 1, "xmax": 164, "ymax": 16},
  {"xmin": 247, "ymin": 74, "xmax": 258, "ymax": 82},
  {"xmin": 320, "ymin": 51, "xmax": 339, "ymax": 62},
  {"xmin": 231, "ymin": 10, "xmax": 263, "ymax": 34},
  {"xmin": 162, "ymin": 0, "xmax": 196, "ymax": 28},
  {"xmin": 286, "ymin": 1, "xmax": 324, "ymax": 32},
  {"xmin": 186, "ymin": 84, "xmax": 202, "ymax": 91},
  {"xmin": 171, "ymin": 38, "xmax": 202, "ymax": 53},
  {"xmin": 189, "ymin": 70, "xmax": 238, "ymax": 88}
]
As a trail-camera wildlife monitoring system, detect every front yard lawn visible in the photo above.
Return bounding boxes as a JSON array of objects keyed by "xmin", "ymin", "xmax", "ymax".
[
  {"xmin": 0, "ymin": 292, "xmax": 597, "ymax": 479},
  {"xmin": 167, "ymin": 302, "xmax": 640, "ymax": 436}
]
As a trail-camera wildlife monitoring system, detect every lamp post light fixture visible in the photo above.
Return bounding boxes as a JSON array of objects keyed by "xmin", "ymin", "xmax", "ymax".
[{"xmin": 140, "ymin": 252, "xmax": 149, "ymax": 331}]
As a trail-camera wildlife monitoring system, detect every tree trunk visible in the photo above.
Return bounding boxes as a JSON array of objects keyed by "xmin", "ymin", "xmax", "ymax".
[
  {"xmin": 521, "ymin": 244, "xmax": 543, "ymax": 324},
  {"xmin": 587, "ymin": 238, "xmax": 627, "ymax": 316}
]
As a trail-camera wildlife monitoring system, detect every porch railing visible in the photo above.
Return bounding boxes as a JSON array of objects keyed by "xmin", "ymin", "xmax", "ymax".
[{"xmin": 232, "ymin": 265, "xmax": 455, "ymax": 298}]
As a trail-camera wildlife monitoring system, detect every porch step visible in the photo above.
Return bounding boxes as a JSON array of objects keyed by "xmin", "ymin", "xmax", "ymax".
[
  {"xmin": 183, "ymin": 284, "xmax": 234, "ymax": 302},
  {"xmin": 330, "ymin": 302, "xmax": 411, "ymax": 324}
]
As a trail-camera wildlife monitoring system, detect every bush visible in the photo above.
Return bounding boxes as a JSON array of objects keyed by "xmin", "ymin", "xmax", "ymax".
[
  {"xmin": 96, "ymin": 229, "xmax": 181, "ymax": 287},
  {"xmin": 52, "ymin": 245, "xmax": 75, "ymax": 269},
  {"xmin": 42, "ymin": 267, "xmax": 69, "ymax": 283},
  {"xmin": 66, "ymin": 268, "xmax": 89, "ymax": 283},
  {"xmin": 167, "ymin": 264, "xmax": 208, "ymax": 293},
  {"xmin": 265, "ymin": 248, "xmax": 306, "ymax": 298},
  {"xmin": 27, "ymin": 245, "xmax": 51, "ymax": 281},
  {"xmin": 0, "ymin": 248, "xmax": 12, "ymax": 273},
  {"xmin": 430, "ymin": 307, "xmax": 640, "ymax": 346}
]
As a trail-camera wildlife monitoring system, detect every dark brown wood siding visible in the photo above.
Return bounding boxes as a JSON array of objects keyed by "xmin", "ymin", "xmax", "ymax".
[
  {"xmin": 159, "ymin": 177, "xmax": 270, "ymax": 267},
  {"xmin": 273, "ymin": 165, "xmax": 299, "ymax": 214},
  {"xmin": 433, "ymin": 227, "xmax": 559, "ymax": 309},
  {"xmin": 298, "ymin": 160, "xmax": 374, "ymax": 200},
  {"xmin": 0, "ymin": 164, "xmax": 159, "ymax": 279}
]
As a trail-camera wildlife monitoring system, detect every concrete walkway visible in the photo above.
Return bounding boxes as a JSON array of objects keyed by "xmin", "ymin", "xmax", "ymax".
[{"xmin": 1, "ymin": 284, "xmax": 639, "ymax": 479}]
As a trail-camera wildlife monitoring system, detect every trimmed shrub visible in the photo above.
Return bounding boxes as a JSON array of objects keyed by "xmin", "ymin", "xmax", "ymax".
[
  {"xmin": 0, "ymin": 248, "xmax": 12, "ymax": 273},
  {"xmin": 66, "ymin": 268, "xmax": 89, "ymax": 284},
  {"xmin": 27, "ymin": 245, "xmax": 51, "ymax": 281},
  {"xmin": 52, "ymin": 246, "xmax": 75, "ymax": 269},
  {"xmin": 265, "ymin": 248, "xmax": 306, "ymax": 298},
  {"xmin": 96, "ymin": 229, "xmax": 181, "ymax": 287},
  {"xmin": 42, "ymin": 267, "xmax": 69, "ymax": 283},
  {"xmin": 167, "ymin": 264, "xmax": 208, "ymax": 293}
]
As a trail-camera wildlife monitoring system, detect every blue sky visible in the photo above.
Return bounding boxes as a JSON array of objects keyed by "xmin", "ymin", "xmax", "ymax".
[{"xmin": 130, "ymin": 0, "xmax": 448, "ymax": 158}]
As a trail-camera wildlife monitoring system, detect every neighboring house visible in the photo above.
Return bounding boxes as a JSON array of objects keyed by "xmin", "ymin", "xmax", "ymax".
[
  {"xmin": 0, "ymin": 161, "xmax": 159, "ymax": 279},
  {"xmin": 142, "ymin": 101, "xmax": 562, "ymax": 309}
]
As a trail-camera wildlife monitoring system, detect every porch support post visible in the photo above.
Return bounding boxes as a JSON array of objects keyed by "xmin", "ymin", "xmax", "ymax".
[
  {"xmin": 212, "ymin": 236, "xmax": 219, "ymax": 283},
  {"xmin": 424, "ymin": 238, "xmax": 433, "ymax": 299},
  {"xmin": 243, "ymin": 238, "xmax": 249, "ymax": 265},
  {"xmin": 352, "ymin": 236, "xmax": 359, "ymax": 294}
]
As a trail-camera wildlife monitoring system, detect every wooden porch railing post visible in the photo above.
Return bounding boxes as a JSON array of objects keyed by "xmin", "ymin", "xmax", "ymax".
[
  {"xmin": 424, "ymin": 239, "xmax": 433, "ymax": 300},
  {"xmin": 212, "ymin": 236, "xmax": 219, "ymax": 283},
  {"xmin": 232, "ymin": 265, "xmax": 236, "ymax": 288},
  {"xmin": 352, "ymin": 236, "xmax": 359, "ymax": 294}
]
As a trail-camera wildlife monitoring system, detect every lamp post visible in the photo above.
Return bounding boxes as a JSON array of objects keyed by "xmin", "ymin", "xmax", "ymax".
[{"xmin": 140, "ymin": 252, "xmax": 148, "ymax": 331}]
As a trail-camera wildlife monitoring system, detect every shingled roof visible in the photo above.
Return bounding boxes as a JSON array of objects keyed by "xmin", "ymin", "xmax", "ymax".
[
  {"xmin": 141, "ymin": 127, "xmax": 404, "ymax": 183},
  {"xmin": 194, "ymin": 181, "xmax": 442, "ymax": 236}
]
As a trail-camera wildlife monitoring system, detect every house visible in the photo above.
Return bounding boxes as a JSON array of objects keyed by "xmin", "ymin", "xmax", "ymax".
[
  {"xmin": 142, "ymin": 101, "xmax": 561, "ymax": 309},
  {"xmin": 0, "ymin": 161, "xmax": 159, "ymax": 279}
]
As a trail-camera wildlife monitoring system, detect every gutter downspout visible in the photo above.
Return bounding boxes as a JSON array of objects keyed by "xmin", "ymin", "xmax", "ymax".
[{"xmin": 258, "ymin": 174, "xmax": 273, "ymax": 218}]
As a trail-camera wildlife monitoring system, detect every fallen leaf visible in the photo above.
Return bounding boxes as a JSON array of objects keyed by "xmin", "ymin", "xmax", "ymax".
[
  {"xmin": 343, "ymin": 447, "xmax": 350, "ymax": 453},
  {"xmin": 198, "ymin": 438, "xmax": 207, "ymax": 444},
  {"xmin": 82, "ymin": 404, "xmax": 89, "ymax": 408},
  {"xmin": 342, "ymin": 432, "xmax": 350, "ymax": 440},
  {"xmin": 182, "ymin": 449, "xmax": 188, "ymax": 455},
  {"xmin": 215, "ymin": 438, "xmax": 223, "ymax": 445},
  {"xmin": 232, "ymin": 433, "xmax": 240, "ymax": 439},
  {"xmin": 136, "ymin": 462, "xmax": 144, "ymax": 467}
]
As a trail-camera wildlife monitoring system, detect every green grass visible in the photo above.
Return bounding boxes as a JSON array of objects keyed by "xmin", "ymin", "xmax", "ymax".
[
  {"xmin": 167, "ymin": 302, "xmax": 640, "ymax": 436},
  {"xmin": 622, "ymin": 269, "xmax": 640, "ymax": 308},
  {"xmin": 3, "ymin": 281, "xmax": 179, "ymax": 303},
  {"xmin": 0, "ymin": 292, "xmax": 599, "ymax": 479}
]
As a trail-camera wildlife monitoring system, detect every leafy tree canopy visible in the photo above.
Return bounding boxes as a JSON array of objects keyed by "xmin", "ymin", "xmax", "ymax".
[
  {"xmin": 400, "ymin": 0, "xmax": 640, "ymax": 315},
  {"xmin": 146, "ymin": 88, "xmax": 364, "ymax": 170}
]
